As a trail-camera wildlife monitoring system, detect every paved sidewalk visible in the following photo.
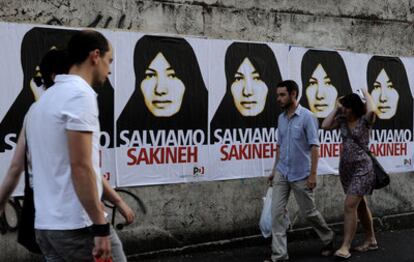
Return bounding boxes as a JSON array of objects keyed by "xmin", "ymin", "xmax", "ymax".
[{"xmin": 133, "ymin": 228, "xmax": 414, "ymax": 262}]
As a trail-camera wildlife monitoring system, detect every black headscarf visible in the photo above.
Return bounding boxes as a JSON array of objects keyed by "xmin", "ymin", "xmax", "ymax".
[
  {"xmin": 0, "ymin": 27, "xmax": 115, "ymax": 151},
  {"xmin": 210, "ymin": 42, "xmax": 282, "ymax": 143},
  {"xmin": 367, "ymin": 56, "xmax": 413, "ymax": 132},
  {"xmin": 300, "ymin": 50, "xmax": 352, "ymax": 125},
  {"xmin": 0, "ymin": 27, "xmax": 74, "ymax": 152},
  {"xmin": 117, "ymin": 35, "xmax": 208, "ymax": 145}
]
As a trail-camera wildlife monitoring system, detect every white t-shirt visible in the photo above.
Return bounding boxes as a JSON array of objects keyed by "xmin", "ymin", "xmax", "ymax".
[{"xmin": 26, "ymin": 74, "xmax": 103, "ymax": 230}]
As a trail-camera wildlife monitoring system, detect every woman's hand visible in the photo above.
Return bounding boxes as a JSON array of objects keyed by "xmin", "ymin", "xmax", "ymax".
[
  {"xmin": 321, "ymin": 98, "xmax": 342, "ymax": 129},
  {"xmin": 361, "ymin": 87, "xmax": 377, "ymax": 123},
  {"xmin": 335, "ymin": 97, "xmax": 344, "ymax": 111},
  {"xmin": 360, "ymin": 87, "xmax": 370, "ymax": 97}
]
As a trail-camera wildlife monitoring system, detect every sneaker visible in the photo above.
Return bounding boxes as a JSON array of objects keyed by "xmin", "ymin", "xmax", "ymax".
[{"xmin": 320, "ymin": 234, "xmax": 335, "ymax": 257}]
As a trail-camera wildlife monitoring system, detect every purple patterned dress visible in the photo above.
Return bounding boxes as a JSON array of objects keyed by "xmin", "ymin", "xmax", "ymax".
[{"xmin": 338, "ymin": 115, "xmax": 376, "ymax": 195}]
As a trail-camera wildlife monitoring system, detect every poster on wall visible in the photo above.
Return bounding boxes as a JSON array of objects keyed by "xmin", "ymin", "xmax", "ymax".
[
  {"xmin": 0, "ymin": 23, "xmax": 33, "ymax": 195},
  {"xmin": 0, "ymin": 24, "xmax": 117, "ymax": 195},
  {"xmin": 115, "ymin": 34, "xmax": 211, "ymax": 186},
  {"xmin": 369, "ymin": 55, "xmax": 414, "ymax": 172},
  {"xmin": 289, "ymin": 47, "xmax": 414, "ymax": 173},
  {"xmin": 94, "ymin": 29, "xmax": 118, "ymax": 186},
  {"xmin": 208, "ymin": 40, "xmax": 288, "ymax": 180}
]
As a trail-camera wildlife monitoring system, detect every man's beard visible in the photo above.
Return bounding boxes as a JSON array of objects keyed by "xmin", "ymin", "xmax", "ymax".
[
  {"xmin": 280, "ymin": 100, "xmax": 293, "ymax": 110},
  {"xmin": 92, "ymin": 77, "xmax": 107, "ymax": 89}
]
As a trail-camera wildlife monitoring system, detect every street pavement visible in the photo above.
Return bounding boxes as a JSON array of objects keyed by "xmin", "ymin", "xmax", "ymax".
[{"xmin": 133, "ymin": 228, "xmax": 414, "ymax": 262}]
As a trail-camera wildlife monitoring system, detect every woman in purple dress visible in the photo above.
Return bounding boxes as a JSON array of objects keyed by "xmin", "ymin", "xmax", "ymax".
[{"xmin": 322, "ymin": 89, "xmax": 378, "ymax": 259}]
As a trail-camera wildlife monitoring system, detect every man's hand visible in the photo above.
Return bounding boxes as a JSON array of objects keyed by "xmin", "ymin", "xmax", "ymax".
[
  {"xmin": 93, "ymin": 236, "xmax": 111, "ymax": 260},
  {"xmin": 306, "ymin": 174, "xmax": 317, "ymax": 190},
  {"xmin": 117, "ymin": 201, "xmax": 135, "ymax": 225},
  {"xmin": 267, "ymin": 174, "xmax": 274, "ymax": 186}
]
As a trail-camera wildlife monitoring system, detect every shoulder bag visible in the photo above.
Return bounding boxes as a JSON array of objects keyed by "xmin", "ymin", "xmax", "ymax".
[
  {"xmin": 347, "ymin": 131, "xmax": 390, "ymax": 190},
  {"xmin": 17, "ymin": 132, "xmax": 42, "ymax": 254}
]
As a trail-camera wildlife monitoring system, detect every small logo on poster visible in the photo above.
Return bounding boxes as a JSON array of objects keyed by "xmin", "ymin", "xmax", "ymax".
[
  {"xmin": 403, "ymin": 158, "xmax": 412, "ymax": 166},
  {"xmin": 193, "ymin": 166, "xmax": 205, "ymax": 177}
]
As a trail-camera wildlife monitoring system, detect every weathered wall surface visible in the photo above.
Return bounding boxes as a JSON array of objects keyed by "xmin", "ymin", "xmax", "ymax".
[
  {"xmin": 1, "ymin": 0, "xmax": 414, "ymax": 260},
  {"xmin": 2, "ymin": 0, "xmax": 414, "ymax": 55}
]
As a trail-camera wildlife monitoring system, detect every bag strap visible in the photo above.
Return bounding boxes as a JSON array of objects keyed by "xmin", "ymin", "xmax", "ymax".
[
  {"xmin": 344, "ymin": 123, "xmax": 373, "ymax": 158},
  {"xmin": 23, "ymin": 126, "xmax": 30, "ymax": 189}
]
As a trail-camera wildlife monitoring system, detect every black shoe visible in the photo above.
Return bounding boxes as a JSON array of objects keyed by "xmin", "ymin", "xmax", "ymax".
[{"xmin": 321, "ymin": 237, "xmax": 335, "ymax": 256}]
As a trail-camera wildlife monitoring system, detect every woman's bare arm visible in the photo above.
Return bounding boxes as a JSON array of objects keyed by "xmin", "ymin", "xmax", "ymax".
[
  {"xmin": 321, "ymin": 100, "xmax": 342, "ymax": 130},
  {"xmin": 0, "ymin": 130, "xmax": 26, "ymax": 214}
]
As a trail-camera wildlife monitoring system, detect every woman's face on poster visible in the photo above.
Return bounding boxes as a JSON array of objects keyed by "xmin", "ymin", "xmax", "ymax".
[
  {"xmin": 371, "ymin": 69, "xmax": 399, "ymax": 119},
  {"xmin": 140, "ymin": 52, "xmax": 185, "ymax": 117},
  {"xmin": 305, "ymin": 64, "xmax": 338, "ymax": 118},
  {"xmin": 231, "ymin": 58, "xmax": 268, "ymax": 116}
]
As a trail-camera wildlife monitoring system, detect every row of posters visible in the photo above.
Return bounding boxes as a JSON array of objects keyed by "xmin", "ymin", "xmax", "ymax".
[{"xmin": 0, "ymin": 23, "xmax": 413, "ymax": 191}]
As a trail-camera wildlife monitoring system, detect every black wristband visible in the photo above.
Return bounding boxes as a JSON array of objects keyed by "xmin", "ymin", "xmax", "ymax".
[{"xmin": 90, "ymin": 223, "xmax": 110, "ymax": 237}]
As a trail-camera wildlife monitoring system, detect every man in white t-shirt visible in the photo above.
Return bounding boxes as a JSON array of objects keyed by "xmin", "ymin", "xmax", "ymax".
[{"xmin": 26, "ymin": 30, "xmax": 134, "ymax": 261}]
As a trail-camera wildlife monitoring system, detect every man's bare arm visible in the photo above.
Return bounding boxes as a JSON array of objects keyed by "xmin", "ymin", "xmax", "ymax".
[
  {"xmin": 67, "ymin": 130, "xmax": 111, "ymax": 258},
  {"xmin": 307, "ymin": 145, "xmax": 319, "ymax": 189},
  {"xmin": 67, "ymin": 130, "xmax": 106, "ymax": 225}
]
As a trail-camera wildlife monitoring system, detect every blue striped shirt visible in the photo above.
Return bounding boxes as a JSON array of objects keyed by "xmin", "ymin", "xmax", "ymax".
[{"xmin": 276, "ymin": 105, "xmax": 319, "ymax": 182}]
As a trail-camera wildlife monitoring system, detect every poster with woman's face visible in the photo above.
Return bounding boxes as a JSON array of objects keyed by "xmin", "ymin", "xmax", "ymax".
[
  {"xmin": 0, "ymin": 26, "xmax": 78, "ymax": 194},
  {"xmin": 208, "ymin": 40, "xmax": 288, "ymax": 180},
  {"xmin": 289, "ymin": 47, "xmax": 355, "ymax": 174},
  {"xmin": 115, "ymin": 34, "xmax": 210, "ymax": 186},
  {"xmin": 298, "ymin": 49, "xmax": 353, "ymax": 121},
  {"xmin": 367, "ymin": 56, "xmax": 412, "ymax": 127},
  {"xmin": 0, "ymin": 25, "xmax": 118, "ymax": 190},
  {"xmin": 367, "ymin": 56, "xmax": 414, "ymax": 172},
  {"xmin": 0, "ymin": 27, "xmax": 75, "ymax": 154},
  {"xmin": 0, "ymin": 23, "xmax": 31, "ymax": 194}
]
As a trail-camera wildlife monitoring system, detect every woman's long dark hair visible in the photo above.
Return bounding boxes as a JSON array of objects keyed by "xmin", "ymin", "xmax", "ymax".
[
  {"xmin": 339, "ymin": 93, "xmax": 366, "ymax": 118},
  {"xmin": 210, "ymin": 42, "xmax": 282, "ymax": 143},
  {"xmin": 367, "ymin": 56, "xmax": 413, "ymax": 133},
  {"xmin": 37, "ymin": 49, "xmax": 69, "ymax": 89},
  {"xmin": 117, "ymin": 35, "xmax": 208, "ymax": 145},
  {"xmin": 300, "ymin": 50, "xmax": 352, "ymax": 124}
]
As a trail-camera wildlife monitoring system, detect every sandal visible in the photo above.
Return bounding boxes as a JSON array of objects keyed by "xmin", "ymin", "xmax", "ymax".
[
  {"xmin": 354, "ymin": 242, "xmax": 378, "ymax": 252},
  {"xmin": 334, "ymin": 250, "xmax": 351, "ymax": 260}
]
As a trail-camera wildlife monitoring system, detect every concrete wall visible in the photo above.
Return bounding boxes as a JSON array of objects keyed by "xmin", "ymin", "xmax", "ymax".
[
  {"xmin": 1, "ymin": 0, "xmax": 414, "ymax": 260},
  {"xmin": 2, "ymin": 0, "xmax": 414, "ymax": 55}
]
